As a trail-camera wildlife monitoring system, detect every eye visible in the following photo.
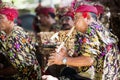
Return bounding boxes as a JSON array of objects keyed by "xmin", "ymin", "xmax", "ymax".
[
  {"xmin": 63, "ymin": 17, "xmax": 70, "ymax": 22},
  {"xmin": 0, "ymin": 15, "xmax": 5, "ymax": 19},
  {"xmin": 74, "ymin": 16, "xmax": 79, "ymax": 21}
]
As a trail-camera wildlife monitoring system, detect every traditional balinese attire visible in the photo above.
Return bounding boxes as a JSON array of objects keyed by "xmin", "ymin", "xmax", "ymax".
[
  {"xmin": 0, "ymin": 2, "xmax": 41, "ymax": 80},
  {"xmin": 73, "ymin": 4, "xmax": 120, "ymax": 80}
]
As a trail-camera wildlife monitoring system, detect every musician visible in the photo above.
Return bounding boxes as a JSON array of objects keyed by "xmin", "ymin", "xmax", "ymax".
[
  {"xmin": 43, "ymin": 4, "xmax": 120, "ymax": 80},
  {"xmin": 0, "ymin": 2, "xmax": 41, "ymax": 80},
  {"xmin": 33, "ymin": 5, "xmax": 61, "ymax": 32},
  {"xmin": 60, "ymin": 10, "xmax": 74, "ymax": 30}
]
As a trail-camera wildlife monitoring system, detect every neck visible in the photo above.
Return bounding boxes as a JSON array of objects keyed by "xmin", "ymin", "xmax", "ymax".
[
  {"xmin": 5, "ymin": 23, "xmax": 14, "ymax": 35},
  {"xmin": 49, "ymin": 17, "xmax": 56, "ymax": 25},
  {"xmin": 51, "ymin": 19, "xmax": 56, "ymax": 25}
]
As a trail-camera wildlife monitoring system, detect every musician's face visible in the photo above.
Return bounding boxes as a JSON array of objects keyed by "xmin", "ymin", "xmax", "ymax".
[
  {"xmin": 74, "ymin": 13, "xmax": 88, "ymax": 33},
  {"xmin": 60, "ymin": 16, "xmax": 74, "ymax": 30},
  {"xmin": 38, "ymin": 14, "xmax": 49, "ymax": 26},
  {"xmin": 0, "ymin": 14, "xmax": 10, "ymax": 31}
]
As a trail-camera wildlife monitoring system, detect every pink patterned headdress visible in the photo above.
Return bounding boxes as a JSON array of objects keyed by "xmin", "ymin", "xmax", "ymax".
[
  {"xmin": 0, "ymin": 2, "xmax": 18, "ymax": 21},
  {"xmin": 0, "ymin": 8, "xmax": 18, "ymax": 21},
  {"xmin": 75, "ymin": 5, "xmax": 98, "ymax": 14}
]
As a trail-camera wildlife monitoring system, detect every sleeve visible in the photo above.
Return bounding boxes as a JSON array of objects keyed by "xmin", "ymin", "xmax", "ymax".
[
  {"xmin": 0, "ymin": 31, "xmax": 7, "ymax": 56},
  {"xmin": 6, "ymin": 30, "xmax": 37, "ymax": 69}
]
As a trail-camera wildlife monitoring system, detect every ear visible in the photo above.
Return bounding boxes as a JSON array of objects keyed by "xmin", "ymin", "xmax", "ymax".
[
  {"xmin": 82, "ymin": 12, "xmax": 90, "ymax": 19},
  {"xmin": 8, "ymin": 20, "xmax": 14, "ymax": 26},
  {"xmin": 83, "ymin": 13, "xmax": 90, "ymax": 19},
  {"xmin": 84, "ymin": 13, "xmax": 91, "ymax": 24},
  {"xmin": 82, "ymin": 12, "xmax": 88, "ymax": 18},
  {"xmin": 86, "ymin": 13, "xmax": 91, "ymax": 20},
  {"xmin": 8, "ymin": 20, "xmax": 12, "ymax": 24}
]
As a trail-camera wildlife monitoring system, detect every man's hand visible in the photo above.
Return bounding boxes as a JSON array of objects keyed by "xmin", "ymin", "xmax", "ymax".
[{"xmin": 48, "ymin": 47, "xmax": 68, "ymax": 65}]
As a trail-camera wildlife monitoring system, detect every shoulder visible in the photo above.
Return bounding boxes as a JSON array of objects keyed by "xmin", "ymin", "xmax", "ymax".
[
  {"xmin": 8, "ymin": 26, "xmax": 32, "ymax": 44},
  {"xmin": 13, "ymin": 26, "xmax": 25, "ymax": 33},
  {"xmin": 90, "ymin": 23, "xmax": 119, "ymax": 44},
  {"xmin": 12, "ymin": 26, "xmax": 29, "ymax": 37}
]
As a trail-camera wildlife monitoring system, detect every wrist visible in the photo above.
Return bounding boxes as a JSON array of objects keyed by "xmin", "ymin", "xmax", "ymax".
[{"xmin": 62, "ymin": 57, "xmax": 67, "ymax": 65}]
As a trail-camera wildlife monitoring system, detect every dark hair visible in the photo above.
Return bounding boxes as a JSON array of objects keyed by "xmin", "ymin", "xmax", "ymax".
[
  {"xmin": 32, "ymin": 16, "xmax": 41, "ymax": 33},
  {"xmin": 48, "ymin": 12, "xmax": 55, "ymax": 19},
  {"xmin": 90, "ymin": 12, "xmax": 97, "ymax": 21},
  {"xmin": 60, "ymin": 67, "xmax": 92, "ymax": 80}
]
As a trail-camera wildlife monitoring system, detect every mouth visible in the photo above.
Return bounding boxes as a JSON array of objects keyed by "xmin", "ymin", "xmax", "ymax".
[{"xmin": 61, "ymin": 24, "xmax": 71, "ymax": 30}]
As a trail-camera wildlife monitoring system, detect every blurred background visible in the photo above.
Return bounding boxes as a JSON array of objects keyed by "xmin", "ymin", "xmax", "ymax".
[
  {"xmin": 2, "ymin": 0, "xmax": 73, "ymax": 14},
  {"xmin": 2, "ymin": 0, "xmax": 74, "ymax": 31}
]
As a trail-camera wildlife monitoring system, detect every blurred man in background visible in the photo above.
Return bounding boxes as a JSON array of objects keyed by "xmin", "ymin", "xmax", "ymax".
[{"xmin": 33, "ymin": 5, "xmax": 60, "ymax": 32}]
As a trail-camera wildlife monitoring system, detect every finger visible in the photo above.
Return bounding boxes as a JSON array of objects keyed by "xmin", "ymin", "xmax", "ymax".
[
  {"xmin": 51, "ymin": 50, "xmax": 56, "ymax": 53},
  {"xmin": 48, "ymin": 61, "xmax": 54, "ymax": 66},
  {"xmin": 48, "ymin": 59, "xmax": 54, "ymax": 62},
  {"xmin": 48, "ymin": 58, "xmax": 55, "ymax": 63},
  {"xmin": 55, "ymin": 48, "xmax": 59, "ymax": 53},
  {"xmin": 61, "ymin": 46, "xmax": 66, "ymax": 51},
  {"xmin": 49, "ymin": 62, "xmax": 55, "ymax": 66},
  {"xmin": 56, "ymin": 45, "xmax": 59, "ymax": 49},
  {"xmin": 49, "ymin": 52, "xmax": 56, "ymax": 56},
  {"xmin": 55, "ymin": 46, "xmax": 66, "ymax": 53},
  {"xmin": 48, "ymin": 56, "xmax": 54, "ymax": 60}
]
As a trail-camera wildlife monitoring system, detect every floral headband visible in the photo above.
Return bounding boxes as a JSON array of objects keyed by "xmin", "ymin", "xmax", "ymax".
[{"xmin": 0, "ymin": 8, "xmax": 18, "ymax": 21}]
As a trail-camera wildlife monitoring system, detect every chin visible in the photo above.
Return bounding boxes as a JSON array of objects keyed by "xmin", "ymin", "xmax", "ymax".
[{"xmin": 61, "ymin": 24, "xmax": 72, "ymax": 30}]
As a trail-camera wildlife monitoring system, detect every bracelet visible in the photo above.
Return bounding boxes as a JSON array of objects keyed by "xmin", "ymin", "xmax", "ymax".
[{"xmin": 62, "ymin": 57, "xmax": 67, "ymax": 65}]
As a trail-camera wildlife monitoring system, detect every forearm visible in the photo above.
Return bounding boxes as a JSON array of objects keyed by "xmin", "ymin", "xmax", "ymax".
[
  {"xmin": 0, "ymin": 66, "xmax": 18, "ymax": 76},
  {"xmin": 65, "ymin": 56, "xmax": 94, "ymax": 67}
]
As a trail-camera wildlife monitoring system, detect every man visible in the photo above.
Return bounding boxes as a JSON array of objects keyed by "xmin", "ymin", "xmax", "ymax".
[
  {"xmin": 0, "ymin": 2, "xmax": 41, "ymax": 80},
  {"xmin": 33, "ymin": 4, "xmax": 63, "ymax": 77},
  {"xmin": 45, "ymin": 4, "xmax": 120, "ymax": 80},
  {"xmin": 60, "ymin": 10, "xmax": 74, "ymax": 30},
  {"xmin": 33, "ymin": 5, "xmax": 60, "ymax": 32}
]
